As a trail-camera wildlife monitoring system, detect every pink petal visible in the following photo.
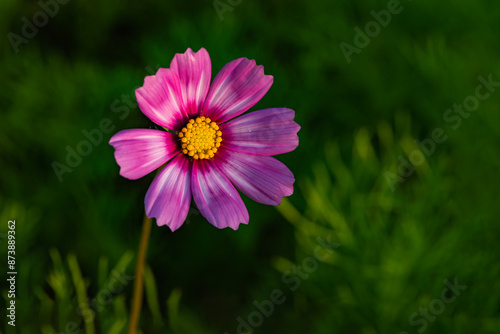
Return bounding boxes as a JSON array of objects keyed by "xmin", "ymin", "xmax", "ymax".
[
  {"xmin": 191, "ymin": 159, "xmax": 249, "ymax": 230},
  {"xmin": 216, "ymin": 150, "xmax": 295, "ymax": 206},
  {"xmin": 170, "ymin": 47, "xmax": 212, "ymax": 119},
  {"xmin": 145, "ymin": 155, "xmax": 192, "ymax": 231},
  {"xmin": 109, "ymin": 129, "xmax": 179, "ymax": 180},
  {"xmin": 136, "ymin": 68, "xmax": 186, "ymax": 131},
  {"xmin": 202, "ymin": 57, "xmax": 273, "ymax": 123},
  {"xmin": 220, "ymin": 108, "xmax": 300, "ymax": 156}
]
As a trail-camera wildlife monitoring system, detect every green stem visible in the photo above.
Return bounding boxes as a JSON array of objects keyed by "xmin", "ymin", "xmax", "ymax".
[{"xmin": 128, "ymin": 214, "xmax": 152, "ymax": 334}]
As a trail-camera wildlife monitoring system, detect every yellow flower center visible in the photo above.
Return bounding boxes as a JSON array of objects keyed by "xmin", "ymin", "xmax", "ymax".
[{"xmin": 178, "ymin": 116, "xmax": 222, "ymax": 160}]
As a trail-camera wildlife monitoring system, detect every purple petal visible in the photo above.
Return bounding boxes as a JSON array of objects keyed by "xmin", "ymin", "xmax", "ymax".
[
  {"xmin": 202, "ymin": 57, "xmax": 273, "ymax": 123},
  {"xmin": 216, "ymin": 150, "xmax": 295, "ymax": 206},
  {"xmin": 220, "ymin": 108, "xmax": 300, "ymax": 156},
  {"xmin": 145, "ymin": 155, "xmax": 192, "ymax": 232},
  {"xmin": 191, "ymin": 159, "xmax": 249, "ymax": 230},
  {"xmin": 109, "ymin": 129, "xmax": 179, "ymax": 180},
  {"xmin": 136, "ymin": 68, "xmax": 187, "ymax": 131},
  {"xmin": 170, "ymin": 47, "xmax": 212, "ymax": 119}
]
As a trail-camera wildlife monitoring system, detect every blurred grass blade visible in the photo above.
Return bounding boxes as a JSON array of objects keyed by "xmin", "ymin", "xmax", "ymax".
[
  {"xmin": 144, "ymin": 265, "xmax": 164, "ymax": 327},
  {"xmin": 68, "ymin": 254, "xmax": 95, "ymax": 334}
]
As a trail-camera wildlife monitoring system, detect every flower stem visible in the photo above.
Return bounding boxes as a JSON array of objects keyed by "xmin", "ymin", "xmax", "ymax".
[{"xmin": 128, "ymin": 214, "xmax": 152, "ymax": 334}]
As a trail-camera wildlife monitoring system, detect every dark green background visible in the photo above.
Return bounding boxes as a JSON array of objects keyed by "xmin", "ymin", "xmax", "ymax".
[{"xmin": 1, "ymin": 0, "xmax": 500, "ymax": 333}]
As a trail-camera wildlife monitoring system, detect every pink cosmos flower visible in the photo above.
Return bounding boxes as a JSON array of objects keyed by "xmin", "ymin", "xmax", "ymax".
[{"xmin": 109, "ymin": 48, "xmax": 299, "ymax": 231}]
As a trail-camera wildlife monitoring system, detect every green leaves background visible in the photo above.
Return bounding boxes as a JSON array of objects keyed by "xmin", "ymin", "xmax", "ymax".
[{"xmin": 1, "ymin": 0, "xmax": 500, "ymax": 333}]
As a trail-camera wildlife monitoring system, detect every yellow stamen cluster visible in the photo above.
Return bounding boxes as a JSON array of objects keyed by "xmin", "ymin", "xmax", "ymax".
[{"xmin": 178, "ymin": 116, "xmax": 222, "ymax": 160}]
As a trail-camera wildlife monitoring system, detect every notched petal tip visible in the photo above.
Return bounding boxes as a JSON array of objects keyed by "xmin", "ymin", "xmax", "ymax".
[
  {"xmin": 145, "ymin": 155, "xmax": 192, "ymax": 232},
  {"xmin": 228, "ymin": 220, "xmax": 249, "ymax": 231},
  {"xmin": 216, "ymin": 151, "xmax": 296, "ymax": 207},
  {"xmin": 203, "ymin": 57, "xmax": 274, "ymax": 123},
  {"xmin": 169, "ymin": 47, "xmax": 212, "ymax": 119},
  {"xmin": 191, "ymin": 159, "xmax": 249, "ymax": 229},
  {"xmin": 134, "ymin": 68, "xmax": 187, "ymax": 131},
  {"xmin": 109, "ymin": 129, "xmax": 179, "ymax": 180},
  {"xmin": 221, "ymin": 107, "xmax": 300, "ymax": 156}
]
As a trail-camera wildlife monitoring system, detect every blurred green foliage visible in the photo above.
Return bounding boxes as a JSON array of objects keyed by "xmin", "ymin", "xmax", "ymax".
[{"xmin": 1, "ymin": 0, "xmax": 500, "ymax": 333}]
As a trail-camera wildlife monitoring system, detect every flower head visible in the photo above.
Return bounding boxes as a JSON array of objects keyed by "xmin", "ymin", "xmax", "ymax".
[{"xmin": 109, "ymin": 48, "xmax": 300, "ymax": 231}]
